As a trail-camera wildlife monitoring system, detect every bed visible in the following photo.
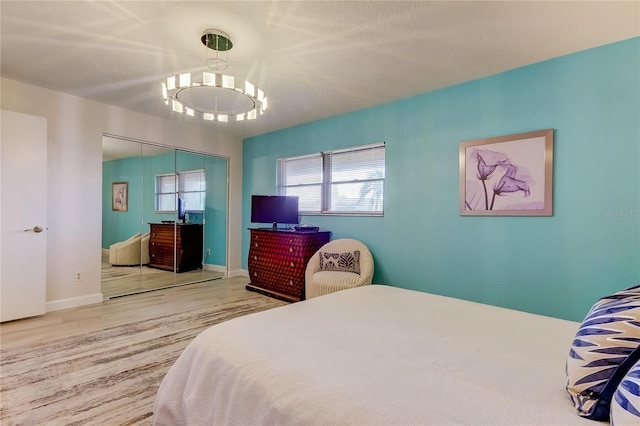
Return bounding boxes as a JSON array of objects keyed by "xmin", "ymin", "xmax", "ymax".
[{"xmin": 153, "ymin": 285, "xmax": 596, "ymax": 425}]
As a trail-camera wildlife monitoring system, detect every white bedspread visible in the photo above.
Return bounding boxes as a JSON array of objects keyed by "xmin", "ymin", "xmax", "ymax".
[{"xmin": 153, "ymin": 285, "xmax": 596, "ymax": 425}]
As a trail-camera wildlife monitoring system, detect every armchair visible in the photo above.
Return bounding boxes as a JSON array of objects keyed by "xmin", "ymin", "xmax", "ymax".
[
  {"xmin": 109, "ymin": 232, "xmax": 150, "ymax": 266},
  {"xmin": 305, "ymin": 238, "xmax": 374, "ymax": 299}
]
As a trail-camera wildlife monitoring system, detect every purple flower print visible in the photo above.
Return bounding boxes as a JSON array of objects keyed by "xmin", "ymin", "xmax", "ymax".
[
  {"xmin": 471, "ymin": 149, "xmax": 510, "ymax": 210},
  {"xmin": 490, "ymin": 164, "xmax": 531, "ymax": 210},
  {"xmin": 476, "ymin": 154, "xmax": 497, "ymax": 181},
  {"xmin": 466, "ymin": 149, "xmax": 534, "ymax": 211}
]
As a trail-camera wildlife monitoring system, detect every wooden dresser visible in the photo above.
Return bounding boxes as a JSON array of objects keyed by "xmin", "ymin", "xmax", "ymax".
[
  {"xmin": 148, "ymin": 223, "xmax": 203, "ymax": 273},
  {"xmin": 246, "ymin": 228, "xmax": 331, "ymax": 302}
]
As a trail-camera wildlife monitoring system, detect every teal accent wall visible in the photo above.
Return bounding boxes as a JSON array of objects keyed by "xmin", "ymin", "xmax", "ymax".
[
  {"xmin": 102, "ymin": 152, "xmax": 228, "ymax": 267},
  {"xmin": 242, "ymin": 38, "xmax": 640, "ymax": 321}
]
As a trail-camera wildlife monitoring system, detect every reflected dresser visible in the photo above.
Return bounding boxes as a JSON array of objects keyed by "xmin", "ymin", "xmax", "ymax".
[{"xmin": 148, "ymin": 223, "xmax": 203, "ymax": 273}]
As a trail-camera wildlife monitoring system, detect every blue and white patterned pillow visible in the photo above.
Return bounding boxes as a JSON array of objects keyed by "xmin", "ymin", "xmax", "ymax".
[
  {"xmin": 566, "ymin": 285, "xmax": 640, "ymax": 420},
  {"xmin": 319, "ymin": 250, "xmax": 360, "ymax": 274},
  {"xmin": 611, "ymin": 358, "xmax": 640, "ymax": 425}
]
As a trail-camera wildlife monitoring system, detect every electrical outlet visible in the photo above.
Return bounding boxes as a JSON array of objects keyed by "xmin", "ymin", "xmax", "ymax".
[
  {"xmin": 75, "ymin": 271, "xmax": 82, "ymax": 282},
  {"xmin": 206, "ymin": 249, "xmax": 211, "ymax": 256}
]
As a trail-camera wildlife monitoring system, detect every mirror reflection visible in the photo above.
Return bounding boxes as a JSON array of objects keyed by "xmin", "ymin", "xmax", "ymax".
[{"xmin": 101, "ymin": 136, "xmax": 228, "ymax": 298}]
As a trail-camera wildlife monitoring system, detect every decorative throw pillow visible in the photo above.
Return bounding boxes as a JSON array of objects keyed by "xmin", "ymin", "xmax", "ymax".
[
  {"xmin": 566, "ymin": 285, "xmax": 640, "ymax": 420},
  {"xmin": 611, "ymin": 358, "xmax": 640, "ymax": 425},
  {"xmin": 319, "ymin": 250, "xmax": 360, "ymax": 274}
]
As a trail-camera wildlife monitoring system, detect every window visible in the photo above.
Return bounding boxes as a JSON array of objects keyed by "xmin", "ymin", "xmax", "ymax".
[
  {"xmin": 156, "ymin": 174, "xmax": 177, "ymax": 212},
  {"xmin": 277, "ymin": 154, "xmax": 323, "ymax": 212},
  {"xmin": 155, "ymin": 170, "xmax": 206, "ymax": 212},
  {"xmin": 179, "ymin": 170, "xmax": 206, "ymax": 212},
  {"xmin": 277, "ymin": 142, "xmax": 385, "ymax": 215}
]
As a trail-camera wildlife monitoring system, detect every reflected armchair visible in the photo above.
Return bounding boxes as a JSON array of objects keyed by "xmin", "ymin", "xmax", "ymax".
[
  {"xmin": 305, "ymin": 238, "xmax": 374, "ymax": 299},
  {"xmin": 109, "ymin": 232, "xmax": 150, "ymax": 266}
]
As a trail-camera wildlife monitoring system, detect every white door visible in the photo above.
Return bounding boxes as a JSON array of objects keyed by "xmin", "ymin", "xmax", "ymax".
[{"xmin": 0, "ymin": 110, "xmax": 47, "ymax": 322}]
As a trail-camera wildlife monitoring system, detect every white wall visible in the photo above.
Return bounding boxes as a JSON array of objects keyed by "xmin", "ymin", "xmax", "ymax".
[{"xmin": 1, "ymin": 77, "xmax": 244, "ymax": 311}]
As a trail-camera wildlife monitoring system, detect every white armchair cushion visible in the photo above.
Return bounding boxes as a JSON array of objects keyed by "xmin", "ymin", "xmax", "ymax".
[{"xmin": 311, "ymin": 271, "xmax": 362, "ymax": 292}]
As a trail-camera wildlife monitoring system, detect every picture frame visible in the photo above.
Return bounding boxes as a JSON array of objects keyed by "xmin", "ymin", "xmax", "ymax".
[
  {"xmin": 112, "ymin": 182, "xmax": 128, "ymax": 212},
  {"xmin": 459, "ymin": 129, "xmax": 554, "ymax": 216}
]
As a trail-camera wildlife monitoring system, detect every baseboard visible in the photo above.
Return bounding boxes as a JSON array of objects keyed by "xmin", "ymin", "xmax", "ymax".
[
  {"xmin": 46, "ymin": 293, "xmax": 104, "ymax": 312},
  {"xmin": 203, "ymin": 263, "xmax": 226, "ymax": 274},
  {"xmin": 228, "ymin": 269, "xmax": 248, "ymax": 278}
]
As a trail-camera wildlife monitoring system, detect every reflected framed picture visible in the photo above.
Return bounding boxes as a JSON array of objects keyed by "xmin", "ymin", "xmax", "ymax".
[
  {"xmin": 459, "ymin": 129, "xmax": 554, "ymax": 216},
  {"xmin": 112, "ymin": 182, "xmax": 128, "ymax": 212}
]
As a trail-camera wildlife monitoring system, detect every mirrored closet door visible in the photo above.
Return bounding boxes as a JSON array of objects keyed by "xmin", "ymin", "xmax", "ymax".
[{"xmin": 101, "ymin": 135, "xmax": 228, "ymax": 298}]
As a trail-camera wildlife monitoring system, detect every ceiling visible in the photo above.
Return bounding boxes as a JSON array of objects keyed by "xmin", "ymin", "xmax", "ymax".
[{"xmin": 1, "ymin": 1, "xmax": 638, "ymax": 140}]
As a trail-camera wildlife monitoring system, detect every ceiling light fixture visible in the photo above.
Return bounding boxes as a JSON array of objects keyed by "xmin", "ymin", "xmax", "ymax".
[{"xmin": 162, "ymin": 29, "xmax": 267, "ymax": 122}]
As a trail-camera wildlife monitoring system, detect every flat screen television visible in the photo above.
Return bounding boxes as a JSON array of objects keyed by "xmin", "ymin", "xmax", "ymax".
[{"xmin": 251, "ymin": 195, "xmax": 299, "ymax": 230}]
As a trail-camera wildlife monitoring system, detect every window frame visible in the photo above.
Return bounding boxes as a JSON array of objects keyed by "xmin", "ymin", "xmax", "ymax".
[
  {"xmin": 155, "ymin": 169, "xmax": 206, "ymax": 213},
  {"xmin": 155, "ymin": 173, "xmax": 178, "ymax": 213},
  {"xmin": 277, "ymin": 142, "xmax": 385, "ymax": 217}
]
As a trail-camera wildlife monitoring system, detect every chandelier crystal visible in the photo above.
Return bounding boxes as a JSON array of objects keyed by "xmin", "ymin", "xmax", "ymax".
[{"xmin": 162, "ymin": 29, "xmax": 267, "ymax": 122}]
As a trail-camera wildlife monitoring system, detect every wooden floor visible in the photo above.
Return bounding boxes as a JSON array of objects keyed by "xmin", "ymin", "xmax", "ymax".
[
  {"xmin": 101, "ymin": 267, "xmax": 224, "ymax": 298},
  {"xmin": 101, "ymin": 251, "xmax": 224, "ymax": 298},
  {"xmin": 0, "ymin": 276, "xmax": 260, "ymax": 351}
]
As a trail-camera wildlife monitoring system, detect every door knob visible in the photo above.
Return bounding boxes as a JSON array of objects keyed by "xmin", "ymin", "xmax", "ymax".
[{"xmin": 24, "ymin": 226, "xmax": 43, "ymax": 233}]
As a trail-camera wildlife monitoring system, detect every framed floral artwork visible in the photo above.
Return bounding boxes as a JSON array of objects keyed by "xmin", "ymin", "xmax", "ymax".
[
  {"xmin": 459, "ymin": 129, "xmax": 554, "ymax": 216},
  {"xmin": 112, "ymin": 182, "xmax": 128, "ymax": 212}
]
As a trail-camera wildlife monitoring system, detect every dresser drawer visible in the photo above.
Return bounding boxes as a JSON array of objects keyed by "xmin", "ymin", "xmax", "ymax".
[{"xmin": 248, "ymin": 261, "xmax": 305, "ymax": 294}]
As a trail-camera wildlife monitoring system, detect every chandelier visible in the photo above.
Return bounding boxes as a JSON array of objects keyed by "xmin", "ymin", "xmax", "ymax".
[{"xmin": 162, "ymin": 29, "xmax": 267, "ymax": 122}]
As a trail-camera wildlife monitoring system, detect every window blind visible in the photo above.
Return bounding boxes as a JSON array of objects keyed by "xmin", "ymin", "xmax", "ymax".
[{"xmin": 277, "ymin": 142, "xmax": 384, "ymax": 215}]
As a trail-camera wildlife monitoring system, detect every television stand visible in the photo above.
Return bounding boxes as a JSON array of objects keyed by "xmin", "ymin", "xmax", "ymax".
[{"xmin": 246, "ymin": 228, "xmax": 330, "ymax": 301}]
